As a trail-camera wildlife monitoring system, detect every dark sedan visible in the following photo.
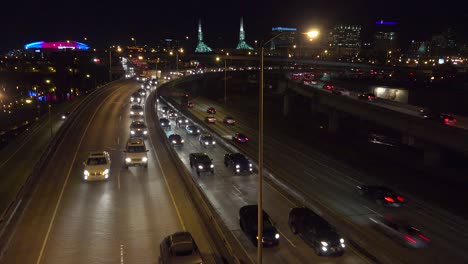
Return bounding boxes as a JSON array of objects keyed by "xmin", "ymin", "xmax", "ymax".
[
  {"xmin": 224, "ymin": 153, "xmax": 253, "ymax": 173},
  {"xmin": 232, "ymin": 133, "xmax": 249, "ymax": 143},
  {"xmin": 168, "ymin": 134, "xmax": 184, "ymax": 146},
  {"xmin": 239, "ymin": 205, "xmax": 279, "ymax": 247},
  {"xmin": 357, "ymin": 185, "xmax": 405, "ymax": 207}
]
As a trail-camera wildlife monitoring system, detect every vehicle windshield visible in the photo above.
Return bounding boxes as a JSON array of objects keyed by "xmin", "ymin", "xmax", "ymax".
[
  {"xmin": 171, "ymin": 241, "xmax": 195, "ymax": 256},
  {"xmin": 86, "ymin": 157, "xmax": 107, "ymax": 165},
  {"xmin": 127, "ymin": 146, "xmax": 145, "ymax": 152},
  {"xmin": 232, "ymin": 153, "xmax": 246, "ymax": 160},
  {"xmin": 131, "ymin": 123, "xmax": 146, "ymax": 128}
]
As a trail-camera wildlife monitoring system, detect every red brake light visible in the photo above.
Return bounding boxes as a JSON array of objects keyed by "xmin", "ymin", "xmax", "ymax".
[
  {"xmin": 246, "ymin": 138, "xmax": 249, "ymax": 141},
  {"xmin": 444, "ymin": 118, "xmax": 449, "ymax": 123},
  {"xmin": 419, "ymin": 234, "xmax": 430, "ymax": 242},
  {"xmin": 397, "ymin": 196, "xmax": 404, "ymax": 202},
  {"xmin": 368, "ymin": 96, "xmax": 371, "ymax": 99},
  {"xmin": 238, "ymin": 138, "xmax": 241, "ymax": 141},
  {"xmin": 404, "ymin": 235, "xmax": 417, "ymax": 243},
  {"xmin": 384, "ymin": 196, "xmax": 395, "ymax": 203}
]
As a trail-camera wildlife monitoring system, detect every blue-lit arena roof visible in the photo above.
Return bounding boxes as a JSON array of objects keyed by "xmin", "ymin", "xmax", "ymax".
[{"xmin": 24, "ymin": 41, "xmax": 90, "ymax": 50}]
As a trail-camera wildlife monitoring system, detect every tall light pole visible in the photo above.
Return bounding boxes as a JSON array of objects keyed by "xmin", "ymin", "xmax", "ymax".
[
  {"xmin": 257, "ymin": 30, "xmax": 319, "ymax": 263},
  {"xmin": 216, "ymin": 56, "xmax": 228, "ymax": 105},
  {"xmin": 109, "ymin": 47, "xmax": 112, "ymax": 82}
]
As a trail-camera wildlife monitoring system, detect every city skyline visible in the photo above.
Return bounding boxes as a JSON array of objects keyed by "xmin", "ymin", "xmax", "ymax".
[{"xmin": 2, "ymin": 0, "xmax": 466, "ymax": 52}]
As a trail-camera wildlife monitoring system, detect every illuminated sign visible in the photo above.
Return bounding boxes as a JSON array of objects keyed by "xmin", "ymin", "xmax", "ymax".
[
  {"xmin": 375, "ymin": 20, "xmax": 398, "ymax": 25},
  {"xmin": 272, "ymin": 27, "xmax": 297, "ymax": 31},
  {"xmin": 24, "ymin": 41, "xmax": 90, "ymax": 50}
]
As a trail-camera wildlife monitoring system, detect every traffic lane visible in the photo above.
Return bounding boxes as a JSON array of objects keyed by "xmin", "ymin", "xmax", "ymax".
[
  {"xmin": 186, "ymin": 96, "xmax": 465, "ymax": 263},
  {"xmin": 0, "ymin": 82, "xmax": 181, "ymax": 264},
  {"xmin": 159, "ymin": 112, "xmax": 368, "ymax": 264},
  {"xmin": 0, "ymin": 82, "xmax": 129, "ymax": 264}
]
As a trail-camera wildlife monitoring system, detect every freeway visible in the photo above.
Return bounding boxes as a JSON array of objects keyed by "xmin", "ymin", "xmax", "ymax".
[
  {"xmin": 160, "ymin": 88, "xmax": 468, "ymax": 263},
  {"xmin": 156, "ymin": 100, "xmax": 368, "ymax": 264},
  {"xmin": 0, "ymin": 80, "xmax": 219, "ymax": 264}
]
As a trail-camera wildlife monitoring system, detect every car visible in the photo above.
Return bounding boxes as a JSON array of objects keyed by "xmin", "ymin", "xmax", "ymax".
[
  {"xmin": 369, "ymin": 216, "xmax": 430, "ymax": 248},
  {"xmin": 168, "ymin": 134, "xmax": 184, "ymax": 146},
  {"xmin": 82, "ymin": 151, "xmax": 111, "ymax": 181},
  {"xmin": 187, "ymin": 101, "xmax": 195, "ymax": 108},
  {"xmin": 130, "ymin": 104, "xmax": 144, "ymax": 118},
  {"xmin": 124, "ymin": 138, "xmax": 148, "ymax": 168},
  {"xmin": 176, "ymin": 116, "xmax": 189, "ymax": 128},
  {"xmin": 150, "ymin": 79, "xmax": 158, "ymax": 86},
  {"xmin": 136, "ymin": 75, "xmax": 147, "ymax": 82},
  {"xmin": 205, "ymin": 116, "xmax": 217, "ymax": 124},
  {"xmin": 232, "ymin": 133, "xmax": 249, "ymax": 143},
  {"xmin": 223, "ymin": 116, "xmax": 236, "ymax": 125},
  {"xmin": 357, "ymin": 185, "xmax": 405, "ymax": 207},
  {"xmin": 358, "ymin": 92, "xmax": 377, "ymax": 101},
  {"xmin": 185, "ymin": 125, "xmax": 200, "ymax": 135},
  {"xmin": 166, "ymin": 109, "xmax": 178, "ymax": 119},
  {"xmin": 199, "ymin": 133, "xmax": 216, "ymax": 148},
  {"xmin": 207, "ymin": 107, "xmax": 216, "ymax": 114},
  {"xmin": 331, "ymin": 87, "xmax": 350, "ymax": 96},
  {"xmin": 323, "ymin": 84, "xmax": 334, "ymax": 90},
  {"xmin": 129, "ymin": 120, "xmax": 148, "ymax": 138},
  {"xmin": 159, "ymin": 231, "xmax": 204, "ymax": 264},
  {"xmin": 224, "ymin": 153, "xmax": 253, "ymax": 173},
  {"xmin": 130, "ymin": 92, "xmax": 142, "ymax": 104},
  {"xmin": 141, "ymin": 82, "xmax": 151, "ymax": 91},
  {"xmin": 239, "ymin": 205, "xmax": 279, "ymax": 247},
  {"xmin": 160, "ymin": 106, "xmax": 170, "ymax": 114},
  {"xmin": 288, "ymin": 207, "xmax": 345, "ymax": 256},
  {"xmin": 61, "ymin": 111, "xmax": 71, "ymax": 120},
  {"xmin": 159, "ymin": 118, "xmax": 171, "ymax": 129},
  {"xmin": 440, "ymin": 113, "xmax": 457, "ymax": 125},
  {"xmin": 137, "ymin": 88, "xmax": 147, "ymax": 97},
  {"xmin": 189, "ymin": 153, "xmax": 214, "ymax": 175}
]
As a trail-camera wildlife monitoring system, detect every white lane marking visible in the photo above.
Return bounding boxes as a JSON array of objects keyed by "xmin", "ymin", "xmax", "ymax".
[
  {"xmin": 364, "ymin": 206, "xmax": 382, "ymax": 216},
  {"xmin": 117, "ymin": 170, "xmax": 121, "ymax": 190},
  {"xmin": 120, "ymin": 244, "xmax": 124, "ymax": 264},
  {"xmin": 117, "ymin": 136, "xmax": 120, "ymax": 145},
  {"xmin": 119, "ymin": 115, "xmax": 122, "ymax": 121},
  {"xmin": 232, "ymin": 184, "xmax": 242, "ymax": 195},
  {"xmin": 303, "ymin": 170, "xmax": 317, "ymax": 180},
  {"xmin": 278, "ymin": 229, "xmax": 296, "ymax": 248},
  {"xmin": 36, "ymin": 88, "xmax": 120, "ymax": 264}
]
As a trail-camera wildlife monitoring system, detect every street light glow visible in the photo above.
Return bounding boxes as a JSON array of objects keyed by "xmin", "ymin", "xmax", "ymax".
[{"xmin": 306, "ymin": 30, "xmax": 319, "ymax": 39}]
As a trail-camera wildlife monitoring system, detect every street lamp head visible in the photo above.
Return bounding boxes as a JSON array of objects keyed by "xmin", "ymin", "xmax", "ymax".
[
  {"xmin": 216, "ymin": 57, "xmax": 220, "ymax": 61},
  {"xmin": 306, "ymin": 30, "xmax": 319, "ymax": 40}
]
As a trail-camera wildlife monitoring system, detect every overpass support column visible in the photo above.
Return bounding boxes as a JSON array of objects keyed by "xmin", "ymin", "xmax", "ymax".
[
  {"xmin": 328, "ymin": 109, "xmax": 340, "ymax": 133},
  {"xmin": 283, "ymin": 93, "xmax": 291, "ymax": 117},
  {"xmin": 424, "ymin": 146, "xmax": 442, "ymax": 166}
]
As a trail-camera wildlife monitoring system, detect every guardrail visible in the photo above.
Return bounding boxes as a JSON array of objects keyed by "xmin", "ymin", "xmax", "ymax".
[{"xmin": 0, "ymin": 82, "xmax": 119, "ymax": 256}]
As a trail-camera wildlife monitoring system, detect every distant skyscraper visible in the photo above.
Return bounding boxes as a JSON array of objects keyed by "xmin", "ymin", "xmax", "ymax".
[
  {"xmin": 270, "ymin": 27, "xmax": 297, "ymax": 49},
  {"xmin": 235, "ymin": 17, "xmax": 253, "ymax": 50},
  {"xmin": 329, "ymin": 25, "xmax": 361, "ymax": 57},
  {"xmin": 430, "ymin": 28, "xmax": 458, "ymax": 56},
  {"xmin": 373, "ymin": 20, "xmax": 398, "ymax": 52},
  {"xmin": 195, "ymin": 19, "xmax": 212, "ymax": 53}
]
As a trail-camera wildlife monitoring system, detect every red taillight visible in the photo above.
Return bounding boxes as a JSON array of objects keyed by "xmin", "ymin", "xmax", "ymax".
[
  {"xmin": 404, "ymin": 235, "xmax": 417, "ymax": 243},
  {"xmin": 419, "ymin": 234, "xmax": 430, "ymax": 242},
  {"xmin": 238, "ymin": 138, "xmax": 241, "ymax": 141},
  {"xmin": 397, "ymin": 196, "xmax": 404, "ymax": 202},
  {"xmin": 384, "ymin": 196, "xmax": 395, "ymax": 203},
  {"xmin": 245, "ymin": 138, "xmax": 249, "ymax": 141},
  {"xmin": 368, "ymin": 96, "xmax": 371, "ymax": 99}
]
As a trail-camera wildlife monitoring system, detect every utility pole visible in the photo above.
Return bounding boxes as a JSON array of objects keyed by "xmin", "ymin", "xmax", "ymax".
[{"xmin": 109, "ymin": 47, "xmax": 112, "ymax": 82}]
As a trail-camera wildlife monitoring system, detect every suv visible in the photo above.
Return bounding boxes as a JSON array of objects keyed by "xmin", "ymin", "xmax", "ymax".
[
  {"xmin": 358, "ymin": 92, "xmax": 377, "ymax": 101},
  {"xmin": 176, "ymin": 116, "xmax": 189, "ymax": 128},
  {"xmin": 168, "ymin": 134, "xmax": 184, "ymax": 146},
  {"xmin": 199, "ymin": 133, "xmax": 216, "ymax": 148},
  {"xmin": 288, "ymin": 207, "xmax": 345, "ymax": 256},
  {"xmin": 129, "ymin": 120, "xmax": 148, "ymax": 138},
  {"xmin": 189, "ymin": 153, "xmax": 214, "ymax": 175},
  {"xmin": 82, "ymin": 151, "xmax": 111, "ymax": 181},
  {"xmin": 159, "ymin": 118, "xmax": 171, "ymax": 129},
  {"xmin": 159, "ymin": 232, "xmax": 204, "ymax": 264},
  {"xmin": 186, "ymin": 125, "xmax": 200, "ymax": 136},
  {"xmin": 124, "ymin": 138, "xmax": 148, "ymax": 168},
  {"xmin": 130, "ymin": 104, "xmax": 144, "ymax": 118},
  {"xmin": 207, "ymin": 107, "xmax": 216, "ymax": 114},
  {"xmin": 239, "ymin": 205, "xmax": 279, "ymax": 247},
  {"xmin": 224, "ymin": 153, "xmax": 253, "ymax": 173}
]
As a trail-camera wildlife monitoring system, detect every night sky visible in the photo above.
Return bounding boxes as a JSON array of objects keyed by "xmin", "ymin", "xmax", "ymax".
[{"xmin": 2, "ymin": 0, "xmax": 466, "ymax": 52}]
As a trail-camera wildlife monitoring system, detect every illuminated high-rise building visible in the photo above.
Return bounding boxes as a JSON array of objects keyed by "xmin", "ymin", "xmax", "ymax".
[{"xmin": 329, "ymin": 25, "xmax": 361, "ymax": 57}]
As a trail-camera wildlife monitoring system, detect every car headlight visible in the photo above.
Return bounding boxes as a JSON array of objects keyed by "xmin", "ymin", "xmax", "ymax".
[
  {"xmin": 131, "ymin": 98, "xmax": 134, "ymax": 101},
  {"xmin": 143, "ymin": 131, "xmax": 147, "ymax": 134},
  {"xmin": 210, "ymin": 164, "xmax": 214, "ymax": 168},
  {"xmin": 139, "ymin": 112, "xmax": 143, "ymax": 115},
  {"xmin": 61, "ymin": 115, "xmax": 66, "ymax": 119},
  {"xmin": 197, "ymin": 130, "xmax": 200, "ymax": 133},
  {"xmin": 142, "ymin": 157, "xmax": 148, "ymax": 162},
  {"xmin": 131, "ymin": 131, "xmax": 135, "ymax": 134},
  {"xmin": 188, "ymin": 130, "xmax": 192, "ymax": 133},
  {"xmin": 125, "ymin": 158, "xmax": 131, "ymax": 163},
  {"xmin": 172, "ymin": 140, "xmax": 177, "ymax": 143},
  {"xmin": 103, "ymin": 169, "xmax": 109, "ymax": 174},
  {"xmin": 236, "ymin": 164, "xmax": 240, "ymax": 168},
  {"xmin": 321, "ymin": 241, "xmax": 328, "ymax": 247},
  {"xmin": 198, "ymin": 165, "xmax": 203, "ymax": 169},
  {"xmin": 161, "ymin": 123, "xmax": 166, "ymax": 126},
  {"xmin": 212, "ymin": 141, "xmax": 216, "ymax": 144},
  {"xmin": 205, "ymin": 142, "xmax": 209, "ymax": 145},
  {"xmin": 84, "ymin": 170, "xmax": 89, "ymax": 176},
  {"xmin": 275, "ymin": 233, "xmax": 280, "ymax": 239},
  {"xmin": 249, "ymin": 163, "xmax": 253, "ymax": 167},
  {"xmin": 178, "ymin": 120, "xmax": 182, "ymax": 123},
  {"xmin": 181, "ymin": 139, "xmax": 184, "ymax": 143},
  {"xmin": 340, "ymin": 238, "xmax": 345, "ymax": 244}
]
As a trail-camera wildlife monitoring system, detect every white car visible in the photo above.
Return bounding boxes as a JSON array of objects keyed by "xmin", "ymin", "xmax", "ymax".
[
  {"xmin": 124, "ymin": 138, "xmax": 148, "ymax": 168},
  {"xmin": 83, "ymin": 151, "xmax": 111, "ymax": 181}
]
